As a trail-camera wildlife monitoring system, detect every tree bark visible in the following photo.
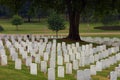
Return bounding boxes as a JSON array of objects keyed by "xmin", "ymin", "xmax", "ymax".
[
  {"xmin": 28, "ymin": 16, "xmax": 31, "ymax": 22},
  {"xmin": 66, "ymin": 11, "xmax": 81, "ymax": 41},
  {"xmin": 65, "ymin": 0, "xmax": 81, "ymax": 41},
  {"xmin": 38, "ymin": 16, "xmax": 41, "ymax": 22},
  {"xmin": 65, "ymin": 0, "xmax": 86, "ymax": 41}
]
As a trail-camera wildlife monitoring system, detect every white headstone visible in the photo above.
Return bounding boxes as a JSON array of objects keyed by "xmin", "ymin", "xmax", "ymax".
[
  {"xmin": 58, "ymin": 66, "xmax": 64, "ymax": 77},
  {"xmin": 64, "ymin": 54, "xmax": 69, "ymax": 63},
  {"xmin": 35, "ymin": 55, "xmax": 40, "ymax": 63},
  {"xmin": 66, "ymin": 63, "xmax": 72, "ymax": 74},
  {"xmin": 73, "ymin": 60, "xmax": 79, "ymax": 70},
  {"xmin": 44, "ymin": 52, "xmax": 49, "ymax": 61},
  {"xmin": 90, "ymin": 65, "xmax": 96, "ymax": 75},
  {"xmin": 76, "ymin": 52, "xmax": 80, "ymax": 60},
  {"xmin": 1, "ymin": 55, "xmax": 7, "ymax": 65},
  {"xmin": 110, "ymin": 71, "xmax": 117, "ymax": 80},
  {"xmin": 48, "ymin": 68, "xmax": 55, "ymax": 80},
  {"xmin": 57, "ymin": 56, "xmax": 63, "ymax": 65},
  {"xmin": 12, "ymin": 52, "xmax": 18, "ymax": 61},
  {"xmin": 96, "ymin": 61, "xmax": 102, "ymax": 71},
  {"xmin": 30, "ymin": 63, "xmax": 37, "ymax": 75},
  {"xmin": 77, "ymin": 70, "xmax": 84, "ymax": 80},
  {"xmin": 22, "ymin": 51, "xmax": 27, "ymax": 59},
  {"xmin": 41, "ymin": 61, "xmax": 47, "ymax": 73},
  {"xmin": 89, "ymin": 55, "xmax": 94, "ymax": 63},
  {"xmin": 84, "ymin": 69, "xmax": 91, "ymax": 80},
  {"xmin": 15, "ymin": 59, "xmax": 21, "ymax": 70},
  {"xmin": 26, "ymin": 56, "xmax": 32, "ymax": 66},
  {"xmin": 115, "ymin": 67, "xmax": 120, "ymax": 77},
  {"xmin": 50, "ymin": 59, "xmax": 55, "ymax": 68},
  {"xmin": 70, "ymin": 54, "xmax": 75, "ymax": 61}
]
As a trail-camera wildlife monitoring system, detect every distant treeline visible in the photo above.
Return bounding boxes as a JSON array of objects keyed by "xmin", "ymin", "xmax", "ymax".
[{"xmin": 0, "ymin": 1, "xmax": 120, "ymax": 24}]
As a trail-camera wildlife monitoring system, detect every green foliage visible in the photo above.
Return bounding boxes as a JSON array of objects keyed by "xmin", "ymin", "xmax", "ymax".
[
  {"xmin": 101, "ymin": 14, "xmax": 119, "ymax": 26},
  {"xmin": 0, "ymin": 0, "xmax": 25, "ymax": 14},
  {"xmin": 47, "ymin": 12, "xmax": 65, "ymax": 32},
  {"xmin": 11, "ymin": 14, "xmax": 23, "ymax": 30},
  {"xmin": 12, "ymin": 15, "xmax": 23, "ymax": 26},
  {"xmin": 0, "ymin": 25, "xmax": 4, "ymax": 31}
]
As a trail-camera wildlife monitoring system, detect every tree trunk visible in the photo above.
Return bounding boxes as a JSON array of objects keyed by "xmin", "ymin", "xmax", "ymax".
[
  {"xmin": 66, "ymin": 11, "xmax": 81, "ymax": 41},
  {"xmin": 28, "ymin": 16, "xmax": 31, "ymax": 22},
  {"xmin": 65, "ymin": 0, "xmax": 86, "ymax": 41},
  {"xmin": 38, "ymin": 16, "xmax": 41, "ymax": 22}
]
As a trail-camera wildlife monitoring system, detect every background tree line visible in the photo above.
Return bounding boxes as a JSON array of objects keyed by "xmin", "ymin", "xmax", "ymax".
[
  {"xmin": 0, "ymin": 0, "xmax": 120, "ymax": 24},
  {"xmin": 0, "ymin": 0, "xmax": 120, "ymax": 40}
]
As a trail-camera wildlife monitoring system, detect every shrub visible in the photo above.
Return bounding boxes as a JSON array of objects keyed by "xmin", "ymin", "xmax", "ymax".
[
  {"xmin": 11, "ymin": 14, "xmax": 24, "ymax": 31},
  {"xmin": 101, "ymin": 14, "xmax": 119, "ymax": 26},
  {"xmin": 47, "ymin": 12, "xmax": 65, "ymax": 38},
  {"xmin": 0, "ymin": 25, "xmax": 4, "ymax": 31}
]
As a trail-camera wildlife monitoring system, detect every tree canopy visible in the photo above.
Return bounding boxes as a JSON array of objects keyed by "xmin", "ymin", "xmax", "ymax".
[
  {"xmin": 11, "ymin": 15, "xmax": 23, "ymax": 31},
  {"xmin": 47, "ymin": 12, "xmax": 65, "ymax": 38},
  {"xmin": 0, "ymin": 0, "xmax": 120, "ymax": 40}
]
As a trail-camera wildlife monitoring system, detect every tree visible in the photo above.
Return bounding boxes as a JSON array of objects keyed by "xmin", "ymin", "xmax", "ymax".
[
  {"xmin": 0, "ymin": 5, "xmax": 12, "ymax": 18},
  {"xmin": 26, "ymin": 0, "xmax": 36, "ymax": 22},
  {"xmin": 1, "ymin": 0, "xmax": 120, "ymax": 40},
  {"xmin": 32, "ymin": 0, "xmax": 120, "ymax": 41},
  {"xmin": 101, "ymin": 11, "xmax": 119, "ymax": 26},
  {"xmin": 35, "ymin": 7, "xmax": 49, "ymax": 22},
  {"xmin": 19, "ymin": 0, "xmax": 36, "ymax": 22},
  {"xmin": 0, "ymin": 0, "xmax": 25, "ymax": 14},
  {"xmin": 11, "ymin": 15, "xmax": 23, "ymax": 31},
  {"xmin": 47, "ymin": 12, "xmax": 65, "ymax": 38}
]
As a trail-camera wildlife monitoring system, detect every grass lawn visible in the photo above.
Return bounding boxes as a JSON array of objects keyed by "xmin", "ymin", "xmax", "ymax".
[
  {"xmin": 0, "ymin": 19, "xmax": 120, "ymax": 35},
  {"xmin": 0, "ymin": 19, "xmax": 120, "ymax": 80},
  {"xmin": 0, "ymin": 39, "xmax": 120, "ymax": 80}
]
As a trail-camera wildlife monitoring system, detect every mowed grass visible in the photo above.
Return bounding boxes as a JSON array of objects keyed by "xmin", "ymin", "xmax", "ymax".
[
  {"xmin": 0, "ymin": 19, "xmax": 120, "ymax": 80},
  {"xmin": 0, "ymin": 40, "xmax": 86, "ymax": 80},
  {"xmin": 0, "ymin": 40, "xmax": 120, "ymax": 80},
  {"xmin": 0, "ymin": 19, "xmax": 120, "ymax": 34}
]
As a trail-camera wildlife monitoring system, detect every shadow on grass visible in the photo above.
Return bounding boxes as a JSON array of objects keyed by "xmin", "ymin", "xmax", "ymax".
[
  {"xmin": 94, "ymin": 26, "xmax": 120, "ymax": 30},
  {"xmin": 50, "ymin": 38, "xmax": 98, "ymax": 46}
]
